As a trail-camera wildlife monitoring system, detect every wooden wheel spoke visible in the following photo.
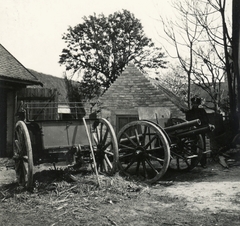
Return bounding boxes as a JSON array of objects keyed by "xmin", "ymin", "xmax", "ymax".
[
  {"xmin": 146, "ymin": 158, "xmax": 160, "ymax": 174},
  {"xmin": 124, "ymin": 158, "xmax": 136, "ymax": 171},
  {"xmin": 22, "ymin": 162, "xmax": 28, "ymax": 175},
  {"xmin": 99, "ymin": 122, "xmax": 103, "ymax": 142},
  {"xmin": 104, "ymin": 150, "xmax": 114, "ymax": 156},
  {"xmin": 134, "ymin": 128, "xmax": 140, "ymax": 145},
  {"xmin": 119, "ymin": 152, "xmax": 134, "ymax": 159},
  {"xmin": 119, "ymin": 143, "xmax": 135, "ymax": 150},
  {"xmin": 142, "ymin": 126, "xmax": 148, "ymax": 145},
  {"xmin": 96, "ymin": 158, "xmax": 107, "ymax": 173},
  {"xmin": 94, "ymin": 127, "xmax": 101, "ymax": 143},
  {"xmin": 144, "ymin": 135, "xmax": 158, "ymax": 149},
  {"xmin": 104, "ymin": 154, "xmax": 113, "ymax": 169},
  {"xmin": 14, "ymin": 140, "xmax": 21, "ymax": 154},
  {"xmin": 92, "ymin": 133, "xmax": 98, "ymax": 145},
  {"xmin": 123, "ymin": 132, "xmax": 138, "ymax": 147},
  {"xmin": 102, "ymin": 127, "xmax": 109, "ymax": 145},
  {"xmin": 148, "ymin": 154, "xmax": 164, "ymax": 163},
  {"xmin": 15, "ymin": 134, "xmax": 24, "ymax": 153},
  {"xmin": 15, "ymin": 127, "xmax": 21, "ymax": 140},
  {"xmin": 16, "ymin": 129, "xmax": 24, "ymax": 147},
  {"xmin": 146, "ymin": 146, "xmax": 164, "ymax": 153},
  {"xmin": 102, "ymin": 141, "xmax": 112, "ymax": 151}
]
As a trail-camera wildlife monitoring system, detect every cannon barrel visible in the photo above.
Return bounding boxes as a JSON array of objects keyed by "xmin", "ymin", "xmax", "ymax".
[
  {"xmin": 172, "ymin": 124, "xmax": 215, "ymax": 138},
  {"xmin": 165, "ymin": 119, "xmax": 201, "ymax": 133}
]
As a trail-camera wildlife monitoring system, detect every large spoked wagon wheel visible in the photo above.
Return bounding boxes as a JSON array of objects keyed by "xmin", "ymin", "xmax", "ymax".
[
  {"xmin": 167, "ymin": 118, "xmax": 204, "ymax": 171},
  {"xmin": 117, "ymin": 120, "xmax": 170, "ymax": 183},
  {"xmin": 14, "ymin": 121, "xmax": 33, "ymax": 189},
  {"xmin": 91, "ymin": 118, "xmax": 118, "ymax": 175}
]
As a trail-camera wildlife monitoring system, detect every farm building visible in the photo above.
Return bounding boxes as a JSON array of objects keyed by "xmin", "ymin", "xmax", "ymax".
[
  {"xmin": 97, "ymin": 63, "xmax": 188, "ymax": 133},
  {"xmin": 17, "ymin": 70, "xmax": 69, "ymax": 121},
  {"xmin": 0, "ymin": 44, "xmax": 42, "ymax": 157},
  {"xmin": 17, "ymin": 70, "xmax": 86, "ymax": 121}
]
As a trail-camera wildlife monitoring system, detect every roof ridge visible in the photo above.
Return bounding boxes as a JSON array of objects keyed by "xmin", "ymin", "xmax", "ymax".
[{"xmin": 28, "ymin": 68, "xmax": 64, "ymax": 80}]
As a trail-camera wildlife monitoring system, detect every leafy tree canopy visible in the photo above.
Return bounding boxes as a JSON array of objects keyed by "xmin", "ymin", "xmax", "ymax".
[{"xmin": 59, "ymin": 9, "xmax": 167, "ymax": 97}]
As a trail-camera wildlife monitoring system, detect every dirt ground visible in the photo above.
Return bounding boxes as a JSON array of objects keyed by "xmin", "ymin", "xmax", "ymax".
[{"xmin": 0, "ymin": 154, "xmax": 240, "ymax": 226}]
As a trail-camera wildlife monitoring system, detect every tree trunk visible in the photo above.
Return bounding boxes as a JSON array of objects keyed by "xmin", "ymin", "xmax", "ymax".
[{"xmin": 232, "ymin": 0, "xmax": 240, "ymax": 132}]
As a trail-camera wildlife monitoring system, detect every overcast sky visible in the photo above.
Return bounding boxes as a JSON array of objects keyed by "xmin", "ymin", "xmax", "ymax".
[{"xmin": 0, "ymin": 0, "xmax": 174, "ymax": 78}]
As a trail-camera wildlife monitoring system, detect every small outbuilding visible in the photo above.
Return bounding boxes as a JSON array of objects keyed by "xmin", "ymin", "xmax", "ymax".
[{"xmin": 97, "ymin": 64, "xmax": 188, "ymax": 133}]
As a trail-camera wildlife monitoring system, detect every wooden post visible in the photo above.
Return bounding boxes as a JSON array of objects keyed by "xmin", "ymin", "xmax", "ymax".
[{"xmin": 82, "ymin": 117, "xmax": 100, "ymax": 187}]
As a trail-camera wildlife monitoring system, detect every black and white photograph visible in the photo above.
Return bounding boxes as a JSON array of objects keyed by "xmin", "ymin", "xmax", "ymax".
[{"xmin": 0, "ymin": 0, "xmax": 239, "ymax": 225}]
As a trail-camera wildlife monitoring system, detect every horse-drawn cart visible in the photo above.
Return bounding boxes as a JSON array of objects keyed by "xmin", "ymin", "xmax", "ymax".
[{"xmin": 13, "ymin": 102, "xmax": 118, "ymax": 188}]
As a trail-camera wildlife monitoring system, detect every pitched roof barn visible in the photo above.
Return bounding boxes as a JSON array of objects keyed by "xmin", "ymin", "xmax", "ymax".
[
  {"xmin": 0, "ymin": 43, "xmax": 41, "ymax": 157},
  {"xmin": 17, "ymin": 69, "xmax": 74, "ymax": 119},
  {"xmin": 0, "ymin": 44, "xmax": 42, "ymax": 87},
  {"xmin": 98, "ymin": 63, "xmax": 188, "ymax": 131},
  {"xmin": 99, "ymin": 64, "xmax": 187, "ymax": 113}
]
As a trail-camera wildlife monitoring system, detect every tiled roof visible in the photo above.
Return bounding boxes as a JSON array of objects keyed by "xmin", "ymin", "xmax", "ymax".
[
  {"xmin": 28, "ymin": 69, "xmax": 68, "ymax": 103},
  {"xmin": 150, "ymin": 77, "xmax": 188, "ymax": 112},
  {"xmin": 0, "ymin": 44, "xmax": 41, "ymax": 85},
  {"xmin": 99, "ymin": 63, "xmax": 188, "ymax": 114}
]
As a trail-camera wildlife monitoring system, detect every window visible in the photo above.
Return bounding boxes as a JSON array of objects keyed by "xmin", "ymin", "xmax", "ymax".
[{"xmin": 116, "ymin": 115, "xmax": 138, "ymax": 133}]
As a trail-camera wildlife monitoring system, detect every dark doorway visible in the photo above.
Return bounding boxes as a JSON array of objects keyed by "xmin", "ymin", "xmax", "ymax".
[{"xmin": 0, "ymin": 88, "xmax": 7, "ymax": 157}]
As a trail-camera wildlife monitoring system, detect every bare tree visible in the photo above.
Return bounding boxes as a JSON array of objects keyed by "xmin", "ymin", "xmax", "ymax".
[
  {"xmin": 159, "ymin": 0, "xmax": 205, "ymax": 108},
  {"xmin": 232, "ymin": 0, "xmax": 240, "ymax": 132},
  {"xmin": 195, "ymin": 0, "xmax": 233, "ymax": 111},
  {"xmin": 193, "ymin": 46, "xmax": 226, "ymax": 112},
  {"xmin": 158, "ymin": 64, "xmax": 188, "ymax": 101},
  {"xmin": 159, "ymin": 0, "xmax": 233, "ymax": 114}
]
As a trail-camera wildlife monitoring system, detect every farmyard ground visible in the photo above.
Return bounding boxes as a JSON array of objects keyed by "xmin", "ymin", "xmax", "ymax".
[{"xmin": 0, "ymin": 157, "xmax": 240, "ymax": 226}]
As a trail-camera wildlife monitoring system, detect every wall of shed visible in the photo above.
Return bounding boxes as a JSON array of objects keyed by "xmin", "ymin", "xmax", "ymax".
[
  {"xmin": 0, "ymin": 88, "xmax": 16, "ymax": 157},
  {"xmin": 6, "ymin": 90, "xmax": 16, "ymax": 157},
  {"xmin": 0, "ymin": 88, "xmax": 7, "ymax": 157}
]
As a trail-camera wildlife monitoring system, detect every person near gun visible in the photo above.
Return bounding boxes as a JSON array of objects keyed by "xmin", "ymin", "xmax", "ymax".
[{"xmin": 185, "ymin": 96, "xmax": 209, "ymax": 168}]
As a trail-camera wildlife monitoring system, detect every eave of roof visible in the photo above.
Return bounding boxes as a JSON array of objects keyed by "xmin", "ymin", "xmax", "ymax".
[
  {"xmin": 0, "ymin": 44, "xmax": 42, "ymax": 86},
  {"xmin": 0, "ymin": 75, "xmax": 42, "ymax": 87},
  {"xmin": 150, "ymin": 78, "xmax": 189, "ymax": 112}
]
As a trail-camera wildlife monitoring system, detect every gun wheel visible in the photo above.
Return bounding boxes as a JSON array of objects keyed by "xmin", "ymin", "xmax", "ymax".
[
  {"xmin": 117, "ymin": 120, "xmax": 170, "ymax": 183},
  {"xmin": 167, "ymin": 118, "xmax": 204, "ymax": 171}
]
